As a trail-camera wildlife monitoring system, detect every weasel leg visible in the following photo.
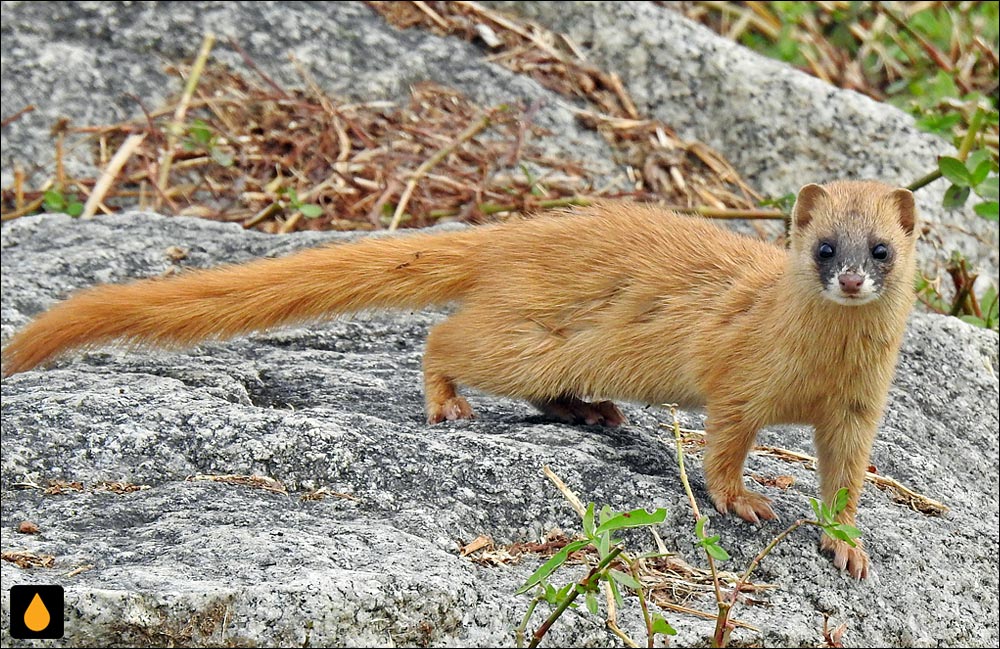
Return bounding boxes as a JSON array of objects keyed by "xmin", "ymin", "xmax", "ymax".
[
  {"xmin": 532, "ymin": 395, "xmax": 627, "ymax": 427},
  {"xmin": 423, "ymin": 319, "xmax": 476, "ymax": 424},
  {"xmin": 814, "ymin": 410, "xmax": 879, "ymax": 579},
  {"xmin": 703, "ymin": 407, "xmax": 777, "ymax": 523}
]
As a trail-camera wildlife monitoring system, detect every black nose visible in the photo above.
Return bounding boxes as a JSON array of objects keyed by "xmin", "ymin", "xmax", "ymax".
[{"xmin": 839, "ymin": 273, "xmax": 864, "ymax": 294}]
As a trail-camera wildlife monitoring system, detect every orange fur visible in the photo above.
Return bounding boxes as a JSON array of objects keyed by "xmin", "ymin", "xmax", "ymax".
[{"xmin": 2, "ymin": 180, "xmax": 918, "ymax": 578}]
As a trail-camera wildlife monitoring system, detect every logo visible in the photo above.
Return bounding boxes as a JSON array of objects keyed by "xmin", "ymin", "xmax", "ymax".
[{"xmin": 9, "ymin": 585, "xmax": 64, "ymax": 639}]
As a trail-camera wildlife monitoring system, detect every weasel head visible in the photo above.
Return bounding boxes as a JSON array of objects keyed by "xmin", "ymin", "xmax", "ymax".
[{"xmin": 788, "ymin": 180, "xmax": 918, "ymax": 307}]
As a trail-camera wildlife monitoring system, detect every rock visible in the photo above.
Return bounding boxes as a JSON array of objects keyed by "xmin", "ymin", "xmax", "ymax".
[
  {"xmin": 2, "ymin": 2, "xmax": 998, "ymax": 647},
  {"xmin": 2, "ymin": 212, "xmax": 998, "ymax": 647}
]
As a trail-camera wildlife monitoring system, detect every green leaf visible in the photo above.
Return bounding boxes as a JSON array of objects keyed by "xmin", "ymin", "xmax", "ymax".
[
  {"xmin": 583, "ymin": 502, "xmax": 595, "ymax": 538},
  {"xmin": 695, "ymin": 534, "xmax": 721, "ymax": 548},
  {"xmin": 66, "ymin": 201, "xmax": 84, "ymax": 218},
  {"xmin": 299, "ymin": 204, "xmax": 324, "ymax": 218},
  {"xmin": 976, "ymin": 177, "xmax": 999, "ymax": 201},
  {"xmin": 939, "ymin": 157, "xmax": 972, "ymax": 186},
  {"xmin": 973, "ymin": 201, "xmax": 999, "ymax": 221},
  {"xmin": 705, "ymin": 543, "xmax": 731, "ymax": 562},
  {"xmin": 965, "ymin": 150, "xmax": 991, "ymax": 172},
  {"xmin": 188, "ymin": 119, "xmax": 213, "ymax": 145},
  {"xmin": 597, "ymin": 531, "xmax": 609, "ymax": 558},
  {"xmin": 607, "ymin": 575, "xmax": 624, "ymax": 608},
  {"xmin": 942, "ymin": 184, "xmax": 970, "ymax": 209},
  {"xmin": 593, "ymin": 508, "xmax": 666, "ymax": 535},
  {"xmin": 556, "ymin": 582, "xmax": 576, "ymax": 604},
  {"xmin": 832, "ymin": 487, "xmax": 850, "ymax": 517},
  {"xmin": 835, "ymin": 523, "xmax": 862, "ymax": 540},
  {"xmin": 210, "ymin": 148, "xmax": 234, "ymax": 167},
  {"xmin": 819, "ymin": 501, "xmax": 835, "ymax": 525},
  {"xmin": 970, "ymin": 161, "xmax": 991, "ymax": 187},
  {"xmin": 542, "ymin": 582, "xmax": 557, "ymax": 605},
  {"xmin": 810, "ymin": 497, "xmax": 822, "ymax": 521},
  {"xmin": 982, "ymin": 286, "xmax": 999, "ymax": 323},
  {"xmin": 915, "ymin": 112, "xmax": 961, "ymax": 135},
  {"xmin": 598, "ymin": 505, "xmax": 614, "ymax": 526},
  {"xmin": 824, "ymin": 523, "xmax": 861, "ymax": 547},
  {"xmin": 516, "ymin": 539, "xmax": 590, "ymax": 594},
  {"xmin": 43, "ymin": 189, "xmax": 67, "ymax": 211},
  {"xmin": 695, "ymin": 516, "xmax": 709, "ymax": 540},
  {"xmin": 651, "ymin": 615, "xmax": 678, "ymax": 636},
  {"xmin": 609, "ymin": 569, "xmax": 642, "ymax": 591},
  {"xmin": 585, "ymin": 590, "xmax": 599, "ymax": 616},
  {"xmin": 959, "ymin": 315, "xmax": 988, "ymax": 327}
]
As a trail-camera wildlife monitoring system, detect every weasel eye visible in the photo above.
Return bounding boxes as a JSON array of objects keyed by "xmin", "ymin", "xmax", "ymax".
[
  {"xmin": 871, "ymin": 243, "xmax": 889, "ymax": 260},
  {"xmin": 818, "ymin": 242, "xmax": 835, "ymax": 259}
]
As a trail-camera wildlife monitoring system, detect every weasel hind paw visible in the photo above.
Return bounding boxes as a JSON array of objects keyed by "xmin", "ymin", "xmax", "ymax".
[
  {"xmin": 427, "ymin": 397, "xmax": 476, "ymax": 424},
  {"xmin": 711, "ymin": 489, "xmax": 777, "ymax": 524},
  {"xmin": 535, "ymin": 397, "xmax": 627, "ymax": 427},
  {"xmin": 821, "ymin": 535, "xmax": 869, "ymax": 579}
]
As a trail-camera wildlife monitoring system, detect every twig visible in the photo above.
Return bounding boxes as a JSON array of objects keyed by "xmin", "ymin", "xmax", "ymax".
[
  {"xmin": 227, "ymin": 37, "xmax": 290, "ymax": 99},
  {"xmin": 388, "ymin": 112, "xmax": 492, "ymax": 230},
  {"xmin": 515, "ymin": 596, "xmax": 542, "ymax": 648},
  {"xmin": 542, "ymin": 465, "xmax": 586, "ymax": 517},
  {"xmin": 1, "ymin": 104, "xmax": 36, "ymax": 128},
  {"xmin": 667, "ymin": 406, "xmax": 724, "ymax": 606},
  {"xmin": 906, "ymin": 169, "xmax": 942, "ymax": 192},
  {"xmin": 412, "ymin": 0, "xmax": 450, "ymax": 30},
  {"xmin": 156, "ymin": 32, "xmax": 216, "ymax": 206},
  {"xmin": 528, "ymin": 547, "xmax": 624, "ymax": 649},
  {"xmin": 672, "ymin": 206, "xmax": 786, "ymax": 220},
  {"xmin": 81, "ymin": 133, "xmax": 147, "ymax": 219},
  {"xmin": 653, "ymin": 600, "xmax": 760, "ymax": 632}
]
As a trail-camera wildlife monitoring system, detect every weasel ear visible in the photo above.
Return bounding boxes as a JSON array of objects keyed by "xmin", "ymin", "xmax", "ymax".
[
  {"xmin": 792, "ymin": 183, "xmax": 829, "ymax": 231},
  {"xmin": 887, "ymin": 188, "xmax": 916, "ymax": 236}
]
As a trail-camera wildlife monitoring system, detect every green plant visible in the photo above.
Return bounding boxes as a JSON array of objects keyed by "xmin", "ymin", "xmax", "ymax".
[
  {"xmin": 276, "ymin": 187, "xmax": 323, "ymax": 219},
  {"xmin": 184, "ymin": 118, "xmax": 234, "ymax": 167},
  {"xmin": 665, "ymin": 407, "xmax": 861, "ymax": 648},
  {"xmin": 916, "ymin": 252, "xmax": 999, "ymax": 331},
  {"xmin": 514, "ymin": 501, "xmax": 675, "ymax": 648},
  {"xmin": 938, "ymin": 150, "xmax": 999, "ymax": 220},
  {"xmin": 42, "ymin": 188, "xmax": 83, "ymax": 217}
]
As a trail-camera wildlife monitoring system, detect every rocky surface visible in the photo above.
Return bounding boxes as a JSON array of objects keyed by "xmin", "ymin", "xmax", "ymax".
[
  {"xmin": 2, "ymin": 212, "xmax": 998, "ymax": 647},
  {"xmin": 2, "ymin": 2, "xmax": 998, "ymax": 647}
]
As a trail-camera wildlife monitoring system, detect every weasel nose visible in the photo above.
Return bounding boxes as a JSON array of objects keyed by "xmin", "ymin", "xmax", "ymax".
[{"xmin": 839, "ymin": 273, "xmax": 864, "ymax": 294}]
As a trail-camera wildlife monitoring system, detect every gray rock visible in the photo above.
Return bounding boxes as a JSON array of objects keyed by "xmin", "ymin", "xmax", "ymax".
[{"xmin": 2, "ymin": 212, "xmax": 998, "ymax": 647}]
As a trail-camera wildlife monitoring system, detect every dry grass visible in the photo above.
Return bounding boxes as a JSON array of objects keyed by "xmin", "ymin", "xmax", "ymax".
[{"xmin": 2, "ymin": 4, "xmax": 775, "ymax": 233}]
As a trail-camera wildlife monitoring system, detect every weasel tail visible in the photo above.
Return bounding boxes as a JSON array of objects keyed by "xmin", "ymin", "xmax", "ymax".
[{"xmin": 1, "ymin": 228, "xmax": 483, "ymax": 377}]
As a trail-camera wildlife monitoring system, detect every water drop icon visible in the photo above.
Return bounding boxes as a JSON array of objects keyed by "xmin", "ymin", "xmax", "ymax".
[{"xmin": 24, "ymin": 592, "xmax": 51, "ymax": 632}]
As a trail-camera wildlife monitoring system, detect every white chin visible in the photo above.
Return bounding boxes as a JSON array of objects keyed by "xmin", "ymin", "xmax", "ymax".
[{"xmin": 823, "ymin": 292, "xmax": 878, "ymax": 306}]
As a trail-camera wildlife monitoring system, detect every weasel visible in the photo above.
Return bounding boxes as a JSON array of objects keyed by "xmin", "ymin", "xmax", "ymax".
[{"xmin": 1, "ymin": 180, "xmax": 918, "ymax": 579}]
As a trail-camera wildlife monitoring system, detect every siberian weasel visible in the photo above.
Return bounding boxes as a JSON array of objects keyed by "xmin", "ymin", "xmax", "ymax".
[{"xmin": 1, "ymin": 180, "xmax": 918, "ymax": 578}]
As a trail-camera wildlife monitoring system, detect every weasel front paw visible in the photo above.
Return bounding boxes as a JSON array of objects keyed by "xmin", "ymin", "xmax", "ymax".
[
  {"xmin": 427, "ymin": 396, "xmax": 476, "ymax": 423},
  {"xmin": 821, "ymin": 534, "xmax": 869, "ymax": 579},
  {"xmin": 710, "ymin": 488, "xmax": 777, "ymax": 524}
]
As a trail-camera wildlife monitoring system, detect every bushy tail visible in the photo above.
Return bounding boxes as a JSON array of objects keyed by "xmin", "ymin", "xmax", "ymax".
[{"xmin": 2, "ymin": 228, "xmax": 483, "ymax": 376}]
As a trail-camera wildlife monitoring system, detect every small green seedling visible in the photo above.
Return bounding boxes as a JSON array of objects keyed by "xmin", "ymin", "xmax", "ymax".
[
  {"xmin": 42, "ymin": 188, "xmax": 83, "ymax": 217},
  {"xmin": 810, "ymin": 488, "xmax": 862, "ymax": 547},
  {"xmin": 276, "ymin": 187, "xmax": 324, "ymax": 218}
]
